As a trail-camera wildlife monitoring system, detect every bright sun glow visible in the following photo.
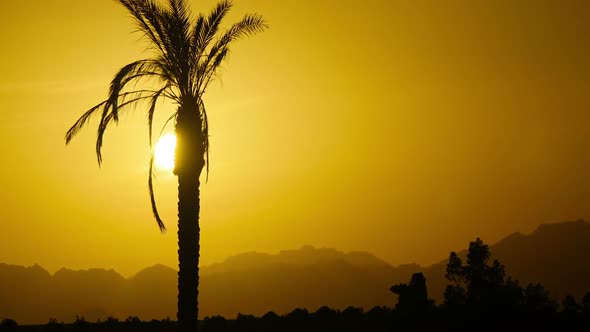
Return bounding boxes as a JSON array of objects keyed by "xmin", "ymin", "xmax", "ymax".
[{"xmin": 155, "ymin": 133, "xmax": 176, "ymax": 170}]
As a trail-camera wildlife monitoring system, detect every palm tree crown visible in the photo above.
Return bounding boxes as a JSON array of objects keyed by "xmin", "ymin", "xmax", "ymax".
[{"xmin": 65, "ymin": 0, "xmax": 267, "ymax": 231}]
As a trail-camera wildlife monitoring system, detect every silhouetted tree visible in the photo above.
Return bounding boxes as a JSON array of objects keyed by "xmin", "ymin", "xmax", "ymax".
[
  {"xmin": 125, "ymin": 316, "xmax": 142, "ymax": 325},
  {"xmin": 313, "ymin": 306, "xmax": 338, "ymax": 321},
  {"xmin": 102, "ymin": 316, "xmax": 120, "ymax": 327},
  {"xmin": 365, "ymin": 306, "xmax": 392, "ymax": 332},
  {"xmin": 443, "ymin": 284, "xmax": 467, "ymax": 307},
  {"xmin": 45, "ymin": 318, "xmax": 63, "ymax": 332},
  {"xmin": 285, "ymin": 308, "xmax": 309, "ymax": 321},
  {"xmin": 524, "ymin": 283, "xmax": 557, "ymax": 313},
  {"xmin": 283, "ymin": 308, "xmax": 309, "ymax": 332},
  {"xmin": 0, "ymin": 319, "xmax": 17, "ymax": 330},
  {"xmin": 583, "ymin": 292, "xmax": 590, "ymax": 313},
  {"xmin": 390, "ymin": 272, "xmax": 432, "ymax": 314},
  {"xmin": 443, "ymin": 238, "xmax": 523, "ymax": 312},
  {"xmin": 202, "ymin": 315, "xmax": 227, "ymax": 332},
  {"xmin": 73, "ymin": 315, "xmax": 90, "ymax": 331},
  {"xmin": 341, "ymin": 306, "xmax": 364, "ymax": 330},
  {"xmin": 262, "ymin": 311, "xmax": 279, "ymax": 320},
  {"xmin": 65, "ymin": 1, "xmax": 266, "ymax": 331},
  {"xmin": 312, "ymin": 306, "xmax": 338, "ymax": 331},
  {"xmin": 235, "ymin": 314, "xmax": 256, "ymax": 332},
  {"xmin": 260, "ymin": 311, "xmax": 280, "ymax": 332},
  {"xmin": 562, "ymin": 295, "xmax": 581, "ymax": 313}
]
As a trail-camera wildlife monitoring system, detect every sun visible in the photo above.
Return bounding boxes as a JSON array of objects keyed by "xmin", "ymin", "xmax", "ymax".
[{"xmin": 155, "ymin": 133, "xmax": 176, "ymax": 171}]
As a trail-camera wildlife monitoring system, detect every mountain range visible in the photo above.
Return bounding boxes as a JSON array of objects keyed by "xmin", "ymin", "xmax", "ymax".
[{"xmin": 1, "ymin": 220, "xmax": 589, "ymax": 324}]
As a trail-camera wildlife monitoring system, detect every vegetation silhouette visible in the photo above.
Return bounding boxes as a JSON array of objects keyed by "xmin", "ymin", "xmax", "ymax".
[
  {"xmin": 64, "ymin": 1, "xmax": 266, "ymax": 331},
  {"xmin": 3, "ymin": 238, "xmax": 590, "ymax": 331},
  {"xmin": 0, "ymin": 318, "xmax": 18, "ymax": 331},
  {"xmin": 4, "ymin": 300, "xmax": 588, "ymax": 332},
  {"xmin": 584, "ymin": 292, "xmax": 590, "ymax": 313},
  {"xmin": 390, "ymin": 272, "xmax": 435, "ymax": 319},
  {"xmin": 443, "ymin": 238, "xmax": 524, "ymax": 311},
  {"xmin": 3, "ymin": 234, "xmax": 590, "ymax": 330}
]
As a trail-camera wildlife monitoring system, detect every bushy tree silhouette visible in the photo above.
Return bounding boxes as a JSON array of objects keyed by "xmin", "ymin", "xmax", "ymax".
[
  {"xmin": 390, "ymin": 272, "xmax": 433, "ymax": 314},
  {"xmin": 583, "ymin": 292, "xmax": 590, "ymax": 313},
  {"xmin": 202, "ymin": 316, "xmax": 227, "ymax": 332},
  {"xmin": 234, "ymin": 314, "xmax": 256, "ymax": 332},
  {"xmin": 0, "ymin": 318, "xmax": 17, "ymax": 330},
  {"xmin": 65, "ymin": 1, "xmax": 266, "ymax": 331},
  {"xmin": 341, "ymin": 307, "xmax": 364, "ymax": 331},
  {"xmin": 524, "ymin": 283, "xmax": 557, "ymax": 313},
  {"xmin": 562, "ymin": 295, "xmax": 581, "ymax": 313},
  {"xmin": 443, "ymin": 238, "xmax": 522, "ymax": 311}
]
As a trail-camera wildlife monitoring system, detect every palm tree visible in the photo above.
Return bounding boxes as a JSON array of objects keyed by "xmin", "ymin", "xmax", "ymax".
[{"xmin": 65, "ymin": 1, "xmax": 266, "ymax": 330}]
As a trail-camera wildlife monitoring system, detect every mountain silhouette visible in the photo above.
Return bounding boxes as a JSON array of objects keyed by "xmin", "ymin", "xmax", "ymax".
[
  {"xmin": 1, "ymin": 220, "xmax": 589, "ymax": 324},
  {"xmin": 421, "ymin": 219, "xmax": 590, "ymax": 304}
]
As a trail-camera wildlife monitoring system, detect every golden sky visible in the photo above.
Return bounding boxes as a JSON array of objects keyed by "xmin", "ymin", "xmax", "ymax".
[{"xmin": 0, "ymin": 0, "xmax": 589, "ymax": 276}]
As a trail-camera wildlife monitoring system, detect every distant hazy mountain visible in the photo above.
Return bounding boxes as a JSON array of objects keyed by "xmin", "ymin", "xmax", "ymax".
[
  {"xmin": 1, "ymin": 220, "xmax": 589, "ymax": 324},
  {"xmin": 422, "ymin": 219, "xmax": 590, "ymax": 304},
  {"xmin": 199, "ymin": 245, "xmax": 410, "ymax": 319}
]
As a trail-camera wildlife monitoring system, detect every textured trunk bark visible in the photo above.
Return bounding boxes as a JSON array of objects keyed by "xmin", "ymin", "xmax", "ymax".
[
  {"xmin": 174, "ymin": 96, "xmax": 203, "ymax": 332},
  {"xmin": 177, "ymin": 172, "xmax": 200, "ymax": 332}
]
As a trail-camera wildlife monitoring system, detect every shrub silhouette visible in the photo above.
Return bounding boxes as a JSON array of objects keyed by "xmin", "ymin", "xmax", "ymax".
[
  {"xmin": 341, "ymin": 306, "xmax": 364, "ymax": 330},
  {"xmin": 102, "ymin": 316, "xmax": 119, "ymax": 327},
  {"xmin": 0, "ymin": 319, "xmax": 17, "ymax": 330},
  {"xmin": 583, "ymin": 292, "xmax": 590, "ymax": 313},
  {"xmin": 524, "ymin": 283, "xmax": 557, "ymax": 313},
  {"xmin": 202, "ymin": 315, "xmax": 227, "ymax": 332},
  {"xmin": 390, "ymin": 272, "xmax": 434, "ymax": 315},
  {"xmin": 562, "ymin": 295, "xmax": 581, "ymax": 313},
  {"xmin": 45, "ymin": 318, "xmax": 63, "ymax": 332},
  {"xmin": 125, "ymin": 316, "xmax": 142, "ymax": 325},
  {"xmin": 443, "ymin": 238, "xmax": 525, "ymax": 312},
  {"xmin": 313, "ymin": 306, "xmax": 338, "ymax": 321}
]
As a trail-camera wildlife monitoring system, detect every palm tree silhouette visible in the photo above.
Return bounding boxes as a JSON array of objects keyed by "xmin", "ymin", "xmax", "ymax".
[{"xmin": 64, "ymin": 0, "xmax": 266, "ymax": 331}]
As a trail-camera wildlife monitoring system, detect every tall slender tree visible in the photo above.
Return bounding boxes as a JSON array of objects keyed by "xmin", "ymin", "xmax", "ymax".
[{"xmin": 65, "ymin": 1, "xmax": 266, "ymax": 330}]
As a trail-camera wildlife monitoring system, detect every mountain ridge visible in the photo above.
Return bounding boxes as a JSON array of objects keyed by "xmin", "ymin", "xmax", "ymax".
[{"xmin": 1, "ymin": 220, "xmax": 589, "ymax": 324}]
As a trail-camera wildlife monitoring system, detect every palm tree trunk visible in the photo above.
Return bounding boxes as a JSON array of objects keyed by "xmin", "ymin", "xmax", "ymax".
[
  {"xmin": 177, "ymin": 171, "xmax": 200, "ymax": 332},
  {"xmin": 175, "ymin": 98, "xmax": 203, "ymax": 332}
]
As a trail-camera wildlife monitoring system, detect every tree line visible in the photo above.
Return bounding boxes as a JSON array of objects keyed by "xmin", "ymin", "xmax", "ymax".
[{"xmin": 2, "ymin": 238, "xmax": 589, "ymax": 331}]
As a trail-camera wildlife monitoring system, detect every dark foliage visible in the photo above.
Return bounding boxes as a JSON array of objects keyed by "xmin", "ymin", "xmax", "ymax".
[
  {"xmin": 390, "ymin": 272, "xmax": 434, "ymax": 314},
  {"xmin": 584, "ymin": 292, "xmax": 590, "ymax": 313},
  {"xmin": 6, "ymin": 238, "xmax": 590, "ymax": 331},
  {"xmin": 434, "ymin": 238, "xmax": 585, "ymax": 329},
  {"xmin": 0, "ymin": 318, "xmax": 18, "ymax": 331},
  {"xmin": 5, "ymin": 303, "xmax": 589, "ymax": 332}
]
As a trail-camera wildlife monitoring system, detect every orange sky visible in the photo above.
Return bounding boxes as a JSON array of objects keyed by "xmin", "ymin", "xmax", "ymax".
[{"xmin": 1, "ymin": 0, "xmax": 589, "ymax": 276}]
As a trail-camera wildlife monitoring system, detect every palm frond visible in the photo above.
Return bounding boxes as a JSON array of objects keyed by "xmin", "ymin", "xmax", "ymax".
[
  {"xmin": 65, "ymin": 89, "xmax": 157, "ymax": 144},
  {"xmin": 108, "ymin": 60, "xmax": 160, "ymax": 122},
  {"xmin": 163, "ymin": 5, "xmax": 192, "ymax": 95},
  {"xmin": 168, "ymin": 0, "xmax": 190, "ymax": 21},
  {"xmin": 117, "ymin": 0, "xmax": 166, "ymax": 55},
  {"xmin": 221, "ymin": 13, "xmax": 268, "ymax": 41},
  {"xmin": 159, "ymin": 112, "xmax": 178, "ymax": 138},
  {"xmin": 148, "ymin": 86, "xmax": 170, "ymax": 149},
  {"xmin": 188, "ymin": 13, "xmax": 206, "ymax": 86},
  {"xmin": 95, "ymin": 93, "xmax": 156, "ymax": 165},
  {"xmin": 194, "ymin": 13, "xmax": 267, "ymax": 94},
  {"xmin": 65, "ymin": 100, "xmax": 108, "ymax": 144},
  {"xmin": 195, "ymin": 0, "xmax": 232, "ymax": 60},
  {"xmin": 198, "ymin": 98, "xmax": 210, "ymax": 180},
  {"xmin": 148, "ymin": 154, "xmax": 167, "ymax": 232},
  {"xmin": 196, "ymin": 46, "xmax": 229, "ymax": 98}
]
